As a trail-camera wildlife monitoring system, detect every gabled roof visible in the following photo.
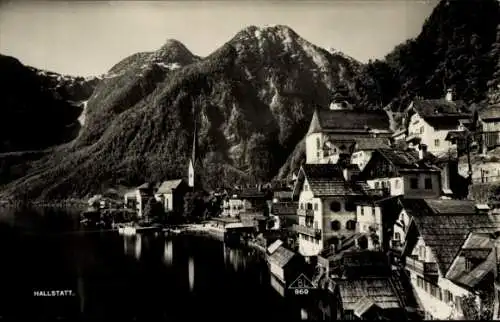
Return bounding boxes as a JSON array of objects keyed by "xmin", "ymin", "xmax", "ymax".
[
  {"xmin": 401, "ymin": 198, "xmax": 500, "ymax": 273},
  {"xmin": 354, "ymin": 296, "xmax": 379, "ymax": 318},
  {"xmin": 157, "ymin": 179, "xmax": 184, "ymax": 193},
  {"xmin": 271, "ymin": 202, "xmax": 298, "ymax": 215},
  {"xmin": 268, "ymin": 245, "xmax": 296, "ymax": 268},
  {"xmin": 479, "ymin": 104, "xmax": 500, "ymax": 121},
  {"xmin": 239, "ymin": 188, "xmax": 268, "ymax": 199},
  {"xmin": 308, "ymin": 108, "xmax": 391, "ymax": 134},
  {"xmin": 445, "ymin": 232, "xmax": 497, "ymax": 290},
  {"xmin": 267, "ymin": 239, "xmax": 284, "ymax": 254},
  {"xmin": 376, "ymin": 149, "xmax": 440, "ymax": 173},
  {"xmin": 137, "ymin": 182, "xmax": 156, "ymax": 190},
  {"xmin": 273, "ymin": 190, "xmax": 293, "ymax": 200},
  {"xmin": 354, "ymin": 137, "xmax": 391, "ymax": 151},
  {"xmin": 337, "ymin": 278, "xmax": 402, "ymax": 311}
]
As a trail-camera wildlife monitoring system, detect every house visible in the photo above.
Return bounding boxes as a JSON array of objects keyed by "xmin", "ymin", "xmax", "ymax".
[
  {"xmin": 133, "ymin": 182, "xmax": 157, "ymax": 217},
  {"xmin": 403, "ymin": 90, "xmax": 471, "ymax": 155},
  {"xmin": 359, "ymin": 148, "xmax": 442, "ymax": 199},
  {"xmin": 270, "ymin": 201, "xmax": 298, "ymax": 230},
  {"xmin": 267, "ymin": 239, "xmax": 305, "ymax": 286},
  {"xmin": 304, "ymin": 101, "xmax": 392, "ymax": 165},
  {"xmin": 292, "ymin": 163, "xmax": 371, "ymax": 257},
  {"xmin": 222, "ymin": 192, "xmax": 245, "ymax": 217},
  {"xmin": 155, "ymin": 179, "xmax": 189, "ymax": 214},
  {"xmin": 476, "ymin": 104, "xmax": 500, "ymax": 153},
  {"xmin": 350, "ymin": 137, "xmax": 391, "ymax": 171},
  {"xmin": 397, "ymin": 198, "xmax": 500, "ymax": 320}
]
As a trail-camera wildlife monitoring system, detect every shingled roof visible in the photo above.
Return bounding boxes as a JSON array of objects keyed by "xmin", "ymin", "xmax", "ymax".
[
  {"xmin": 401, "ymin": 198, "xmax": 500, "ymax": 273},
  {"xmin": 336, "ymin": 278, "xmax": 402, "ymax": 311},
  {"xmin": 157, "ymin": 179, "xmax": 184, "ymax": 193},
  {"xmin": 409, "ymin": 98, "xmax": 471, "ymax": 129},
  {"xmin": 309, "ymin": 166, "xmax": 365, "ymax": 196},
  {"xmin": 268, "ymin": 245, "xmax": 296, "ymax": 268},
  {"xmin": 308, "ymin": 108, "xmax": 391, "ymax": 134},
  {"xmin": 479, "ymin": 104, "xmax": 500, "ymax": 121},
  {"xmin": 445, "ymin": 233, "xmax": 497, "ymax": 290},
  {"xmin": 377, "ymin": 149, "xmax": 440, "ymax": 172},
  {"xmin": 271, "ymin": 202, "xmax": 298, "ymax": 215},
  {"xmin": 354, "ymin": 137, "xmax": 391, "ymax": 151}
]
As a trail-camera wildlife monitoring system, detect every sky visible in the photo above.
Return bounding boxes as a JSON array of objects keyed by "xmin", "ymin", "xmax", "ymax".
[{"xmin": 0, "ymin": 0, "xmax": 439, "ymax": 77}]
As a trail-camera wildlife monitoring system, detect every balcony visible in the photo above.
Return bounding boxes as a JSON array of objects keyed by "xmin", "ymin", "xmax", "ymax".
[
  {"xmin": 367, "ymin": 187, "xmax": 391, "ymax": 197},
  {"xmin": 297, "ymin": 208, "xmax": 314, "ymax": 217},
  {"xmin": 293, "ymin": 224, "xmax": 322, "ymax": 239},
  {"xmin": 405, "ymin": 255, "xmax": 438, "ymax": 276}
]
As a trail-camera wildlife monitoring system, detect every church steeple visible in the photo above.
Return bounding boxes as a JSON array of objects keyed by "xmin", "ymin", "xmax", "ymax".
[{"xmin": 188, "ymin": 110, "xmax": 198, "ymax": 189}]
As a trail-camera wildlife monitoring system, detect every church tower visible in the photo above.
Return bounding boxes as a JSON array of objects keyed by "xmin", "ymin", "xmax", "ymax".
[{"xmin": 188, "ymin": 119, "xmax": 197, "ymax": 189}]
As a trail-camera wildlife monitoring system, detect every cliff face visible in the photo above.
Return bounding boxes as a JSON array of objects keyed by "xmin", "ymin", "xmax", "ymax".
[
  {"xmin": 0, "ymin": 54, "xmax": 100, "ymax": 153},
  {"xmin": 0, "ymin": 25, "xmax": 363, "ymax": 199}
]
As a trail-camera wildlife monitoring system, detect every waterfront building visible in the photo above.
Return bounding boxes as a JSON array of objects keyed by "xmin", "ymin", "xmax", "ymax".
[{"xmin": 154, "ymin": 179, "xmax": 189, "ymax": 214}]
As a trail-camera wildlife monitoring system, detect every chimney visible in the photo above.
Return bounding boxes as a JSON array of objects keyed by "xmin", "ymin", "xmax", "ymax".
[
  {"xmin": 418, "ymin": 144, "xmax": 428, "ymax": 160},
  {"xmin": 445, "ymin": 88, "xmax": 453, "ymax": 102}
]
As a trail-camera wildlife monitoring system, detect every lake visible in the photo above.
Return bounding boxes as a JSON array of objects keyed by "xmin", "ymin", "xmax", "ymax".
[{"xmin": 0, "ymin": 207, "xmax": 313, "ymax": 321}]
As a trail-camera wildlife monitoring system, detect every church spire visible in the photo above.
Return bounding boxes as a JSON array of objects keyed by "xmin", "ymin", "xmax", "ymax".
[{"xmin": 188, "ymin": 105, "xmax": 198, "ymax": 188}]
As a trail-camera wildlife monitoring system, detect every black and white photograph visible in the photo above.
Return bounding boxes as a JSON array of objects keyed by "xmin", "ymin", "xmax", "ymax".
[{"xmin": 1, "ymin": 0, "xmax": 500, "ymax": 320}]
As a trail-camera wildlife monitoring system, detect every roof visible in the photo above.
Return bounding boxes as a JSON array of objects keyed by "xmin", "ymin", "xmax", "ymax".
[
  {"xmin": 268, "ymin": 245, "xmax": 296, "ymax": 268},
  {"xmin": 308, "ymin": 108, "xmax": 391, "ymax": 134},
  {"xmin": 401, "ymin": 198, "xmax": 500, "ymax": 273},
  {"xmin": 211, "ymin": 217, "xmax": 241, "ymax": 224},
  {"xmin": 273, "ymin": 190, "xmax": 293, "ymax": 200},
  {"xmin": 239, "ymin": 188, "xmax": 268, "ymax": 199},
  {"xmin": 355, "ymin": 138, "xmax": 391, "ymax": 151},
  {"xmin": 299, "ymin": 164, "xmax": 367, "ymax": 197},
  {"xmin": 445, "ymin": 233, "xmax": 497, "ymax": 289},
  {"xmin": 156, "ymin": 179, "xmax": 183, "ymax": 193},
  {"xmin": 267, "ymin": 239, "xmax": 284, "ymax": 254},
  {"xmin": 337, "ymin": 278, "xmax": 402, "ymax": 311},
  {"xmin": 271, "ymin": 202, "xmax": 298, "ymax": 215},
  {"xmin": 409, "ymin": 98, "xmax": 471, "ymax": 128},
  {"xmin": 353, "ymin": 296, "xmax": 379, "ymax": 318},
  {"xmin": 479, "ymin": 105, "xmax": 500, "ymax": 121},
  {"xmin": 377, "ymin": 149, "xmax": 440, "ymax": 172},
  {"xmin": 137, "ymin": 182, "xmax": 155, "ymax": 190}
]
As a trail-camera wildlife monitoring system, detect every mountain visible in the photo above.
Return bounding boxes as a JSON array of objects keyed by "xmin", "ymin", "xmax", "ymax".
[
  {"xmin": 0, "ymin": 54, "xmax": 100, "ymax": 153},
  {"xmin": 354, "ymin": 0, "xmax": 500, "ymax": 112},
  {"xmin": 0, "ymin": 25, "xmax": 363, "ymax": 200}
]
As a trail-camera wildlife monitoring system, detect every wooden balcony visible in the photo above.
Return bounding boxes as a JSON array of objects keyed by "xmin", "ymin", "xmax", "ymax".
[
  {"xmin": 293, "ymin": 224, "xmax": 321, "ymax": 239},
  {"xmin": 405, "ymin": 255, "xmax": 438, "ymax": 276},
  {"xmin": 297, "ymin": 208, "xmax": 314, "ymax": 217}
]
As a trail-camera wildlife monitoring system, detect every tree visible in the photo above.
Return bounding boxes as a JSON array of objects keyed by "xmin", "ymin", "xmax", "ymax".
[
  {"xmin": 143, "ymin": 198, "xmax": 165, "ymax": 223},
  {"xmin": 183, "ymin": 191, "xmax": 206, "ymax": 222}
]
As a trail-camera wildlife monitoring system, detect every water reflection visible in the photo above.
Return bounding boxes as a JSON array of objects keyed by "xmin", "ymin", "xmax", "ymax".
[
  {"xmin": 224, "ymin": 244, "xmax": 247, "ymax": 272},
  {"xmin": 188, "ymin": 257, "xmax": 195, "ymax": 292},
  {"xmin": 163, "ymin": 239, "xmax": 173, "ymax": 266},
  {"xmin": 301, "ymin": 308, "xmax": 308, "ymax": 320},
  {"xmin": 122, "ymin": 234, "xmax": 142, "ymax": 260},
  {"xmin": 135, "ymin": 234, "xmax": 142, "ymax": 259}
]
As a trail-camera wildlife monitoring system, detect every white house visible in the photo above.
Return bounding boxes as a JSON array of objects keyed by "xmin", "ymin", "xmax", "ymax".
[
  {"xmin": 292, "ymin": 164, "xmax": 369, "ymax": 257},
  {"xmin": 304, "ymin": 103, "xmax": 392, "ymax": 165},
  {"xmin": 397, "ymin": 198, "xmax": 500, "ymax": 320},
  {"xmin": 155, "ymin": 179, "xmax": 189, "ymax": 214},
  {"xmin": 359, "ymin": 148, "xmax": 442, "ymax": 199},
  {"xmin": 350, "ymin": 137, "xmax": 391, "ymax": 171},
  {"xmin": 404, "ymin": 90, "xmax": 471, "ymax": 156}
]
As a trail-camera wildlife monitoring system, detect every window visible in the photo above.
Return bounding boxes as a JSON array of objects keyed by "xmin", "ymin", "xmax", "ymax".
[
  {"xmin": 395, "ymin": 179, "xmax": 400, "ymax": 189},
  {"xmin": 425, "ymin": 177, "xmax": 433, "ymax": 190},
  {"xmin": 330, "ymin": 201, "xmax": 341, "ymax": 212},
  {"xmin": 300, "ymin": 203, "xmax": 304, "ymax": 210},
  {"xmin": 307, "ymin": 203, "xmax": 313, "ymax": 210},
  {"xmin": 346, "ymin": 220, "xmax": 356, "ymax": 230},
  {"xmin": 410, "ymin": 178, "xmax": 419, "ymax": 189},
  {"xmin": 434, "ymin": 139, "xmax": 440, "ymax": 147},
  {"xmin": 316, "ymin": 137, "xmax": 320, "ymax": 149},
  {"xmin": 304, "ymin": 184, "xmax": 308, "ymax": 191},
  {"xmin": 345, "ymin": 200, "xmax": 356, "ymax": 212},
  {"xmin": 314, "ymin": 203, "xmax": 318, "ymax": 211},
  {"xmin": 420, "ymin": 126, "xmax": 424, "ymax": 134},
  {"xmin": 394, "ymin": 232, "xmax": 401, "ymax": 240},
  {"xmin": 465, "ymin": 259, "xmax": 471, "ymax": 272},
  {"xmin": 444, "ymin": 290, "xmax": 454, "ymax": 303},
  {"xmin": 360, "ymin": 207, "xmax": 364, "ymax": 216},
  {"xmin": 314, "ymin": 221, "xmax": 318, "ymax": 229},
  {"xmin": 375, "ymin": 182, "xmax": 380, "ymax": 189},
  {"xmin": 330, "ymin": 220, "xmax": 341, "ymax": 231},
  {"xmin": 419, "ymin": 246, "xmax": 426, "ymax": 260},
  {"xmin": 316, "ymin": 152, "xmax": 320, "ymax": 158},
  {"xmin": 365, "ymin": 207, "xmax": 372, "ymax": 216}
]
